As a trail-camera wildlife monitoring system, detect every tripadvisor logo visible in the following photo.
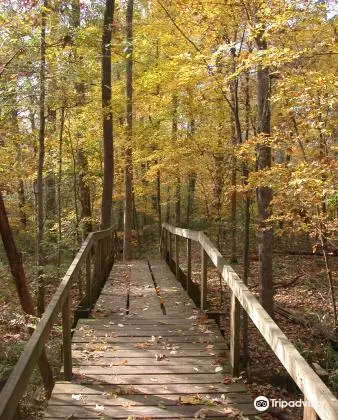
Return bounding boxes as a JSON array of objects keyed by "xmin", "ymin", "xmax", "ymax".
[
  {"xmin": 254, "ymin": 396, "xmax": 270, "ymax": 412},
  {"xmin": 254, "ymin": 396, "xmax": 322, "ymax": 412}
]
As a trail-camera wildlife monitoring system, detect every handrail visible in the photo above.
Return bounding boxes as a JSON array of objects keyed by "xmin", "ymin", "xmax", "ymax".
[
  {"xmin": 0, "ymin": 226, "xmax": 115, "ymax": 420},
  {"xmin": 161, "ymin": 223, "xmax": 338, "ymax": 420}
]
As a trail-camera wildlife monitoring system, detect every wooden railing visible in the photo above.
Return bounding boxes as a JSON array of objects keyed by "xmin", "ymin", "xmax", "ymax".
[
  {"xmin": 0, "ymin": 227, "xmax": 116, "ymax": 420},
  {"xmin": 160, "ymin": 223, "xmax": 338, "ymax": 420}
]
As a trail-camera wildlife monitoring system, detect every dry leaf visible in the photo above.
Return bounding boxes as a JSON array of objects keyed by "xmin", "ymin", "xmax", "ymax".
[
  {"xmin": 179, "ymin": 395, "xmax": 203, "ymax": 405},
  {"xmin": 224, "ymin": 407, "xmax": 241, "ymax": 417}
]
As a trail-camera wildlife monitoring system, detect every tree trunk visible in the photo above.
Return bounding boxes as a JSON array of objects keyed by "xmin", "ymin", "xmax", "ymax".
[
  {"xmin": 171, "ymin": 95, "xmax": 180, "ymax": 226},
  {"xmin": 229, "ymin": 46, "xmax": 242, "ymax": 263},
  {"xmin": 242, "ymin": 71, "xmax": 251, "ymax": 376},
  {"xmin": 156, "ymin": 169, "xmax": 162, "ymax": 238},
  {"xmin": 0, "ymin": 191, "xmax": 54, "ymax": 395},
  {"xmin": 72, "ymin": 0, "xmax": 93, "ymax": 237},
  {"xmin": 36, "ymin": 0, "xmax": 47, "ymax": 316},
  {"xmin": 123, "ymin": 0, "xmax": 134, "ymax": 260},
  {"xmin": 57, "ymin": 107, "xmax": 65, "ymax": 269},
  {"xmin": 256, "ymin": 36, "xmax": 274, "ymax": 317},
  {"xmin": 101, "ymin": 0, "xmax": 115, "ymax": 229},
  {"xmin": 77, "ymin": 148, "xmax": 92, "ymax": 234},
  {"xmin": 186, "ymin": 173, "xmax": 196, "ymax": 228},
  {"xmin": 18, "ymin": 179, "xmax": 27, "ymax": 228}
]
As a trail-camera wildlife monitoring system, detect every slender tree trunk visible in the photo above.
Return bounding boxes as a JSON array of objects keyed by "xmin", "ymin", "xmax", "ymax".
[
  {"xmin": 0, "ymin": 191, "xmax": 54, "ymax": 395},
  {"xmin": 57, "ymin": 107, "xmax": 65, "ymax": 269},
  {"xmin": 123, "ymin": 0, "xmax": 134, "ymax": 260},
  {"xmin": 18, "ymin": 179, "xmax": 27, "ymax": 228},
  {"xmin": 242, "ymin": 71, "xmax": 251, "ymax": 376},
  {"xmin": 156, "ymin": 169, "xmax": 162, "ymax": 238},
  {"xmin": 256, "ymin": 36, "xmax": 274, "ymax": 317},
  {"xmin": 229, "ymin": 46, "xmax": 242, "ymax": 263},
  {"xmin": 171, "ymin": 95, "xmax": 181, "ymax": 226},
  {"xmin": 186, "ymin": 173, "xmax": 196, "ymax": 228},
  {"xmin": 36, "ymin": 0, "xmax": 47, "ymax": 316},
  {"xmin": 165, "ymin": 185, "xmax": 170, "ymax": 223},
  {"xmin": 72, "ymin": 0, "xmax": 93, "ymax": 237},
  {"xmin": 186, "ymin": 107, "xmax": 196, "ymax": 228},
  {"xmin": 67, "ymin": 125, "xmax": 80, "ymax": 244},
  {"xmin": 77, "ymin": 148, "xmax": 92, "ymax": 234},
  {"xmin": 101, "ymin": 0, "xmax": 115, "ymax": 229},
  {"xmin": 12, "ymin": 109, "xmax": 27, "ymax": 228}
]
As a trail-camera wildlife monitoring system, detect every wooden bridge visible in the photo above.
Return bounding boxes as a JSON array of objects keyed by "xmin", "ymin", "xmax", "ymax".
[{"xmin": 0, "ymin": 224, "xmax": 337, "ymax": 419}]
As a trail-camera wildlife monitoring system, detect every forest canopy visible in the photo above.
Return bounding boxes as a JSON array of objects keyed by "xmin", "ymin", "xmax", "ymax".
[{"xmin": 0, "ymin": 0, "xmax": 337, "ymax": 318}]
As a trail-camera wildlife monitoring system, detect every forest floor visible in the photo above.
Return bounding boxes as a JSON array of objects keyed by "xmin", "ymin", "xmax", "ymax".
[{"xmin": 0, "ymin": 233, "xmax": 337, "ymax": 419}]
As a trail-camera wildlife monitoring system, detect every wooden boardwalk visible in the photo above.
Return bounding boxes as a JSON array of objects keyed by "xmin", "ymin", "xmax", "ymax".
[{"xmin": 44, "ymin": 259, "xmax": 259, "ymax": 419}]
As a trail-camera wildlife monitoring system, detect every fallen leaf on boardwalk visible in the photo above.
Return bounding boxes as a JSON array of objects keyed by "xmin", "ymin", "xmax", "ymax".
[
  {"xmin": 118, "ymin": 324, "xmax": 124, "ymax": 327},
  {"xmin": 179, "ymin": 395, "xmax": 203, "ymax": 405},
  {"xmin": 155, "ymin": 353, "xmax": 165, "ymax": 361},
  {"xmin": 71, "ymin": 394, "xmax": 82, "ymax": 400},
  {"xmin": 143, "ymin": 307, "xmax": 149, "ymax": 311},
  {"xmin": 95, "ymin": 404, "xmax": 104, "ymax": 410},
  {"xmin": 170, "ymin": 350, "xmax": 177, "ymax": 354},
  {"xmin": 135, "ymin": 342, "xmax": 153, "ymax": 349},
  {"xmin": 119, "ymin": 359, "xmax": 128, "ymax": 365},
  {"xmin": 158, "ymin": 401, "xmax": 167, "ymax": 409},
  {"xmin": 206, "ymin": 344, "xmax": 214, "ymax": 349},
  {"xmin": 224, "ymin": 407, "xmax": 241, "ymax": 417},
  {"xmin": 223, "ymin": 376, "xmax": 234, "ymax": 384},
  {"xmin": 193, "ymin": 367, "xmax": 199, "ymax": 371},
  {"xmin": 150, "ymin": 377, "xmax": 158, "ymax": 382},
  {"xmin": 194, "ymin": 408, "xmax": 209, "ymax": 418},
  {"xmin": 215, "ymin": 366, "xmax": 223, "ymax": 372}
]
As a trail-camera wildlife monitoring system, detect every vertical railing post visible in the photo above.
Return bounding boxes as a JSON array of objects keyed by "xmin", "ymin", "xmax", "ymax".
[
  {"xmin": 175, "ymin": 234, "xmax": 180, "ymax": 281},
  {"xmin": 230, "ymin": 290, "xmax": 240, "ymax": 376},
  {"xmin": 303, "ymin": 364, "xmax": 328, "ymax": 420},
  {"xmin": 187, "ymin": 238, "xmax": 191, "ymax": 293},
  {"xmin": 86, "ymin": 252, "xmax": 92, "ymax": 309},
  {"xmin": 62, "ymin": 295, "xmax": 72, "ymax": 380},
  {"xmin": 200, "ymin": 246, "xmax": 207, "ymax": 310}
]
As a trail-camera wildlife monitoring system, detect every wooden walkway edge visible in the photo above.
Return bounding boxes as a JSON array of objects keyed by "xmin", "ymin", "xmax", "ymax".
[{"xmin": 44, "ymin": 259, "xmax": 259, "ymax": 419}]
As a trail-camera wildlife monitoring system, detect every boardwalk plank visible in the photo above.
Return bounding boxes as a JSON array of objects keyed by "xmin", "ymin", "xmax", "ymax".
[{"xmin": 44, "ymin": 259, "xmax": 258, "ymax": 419}]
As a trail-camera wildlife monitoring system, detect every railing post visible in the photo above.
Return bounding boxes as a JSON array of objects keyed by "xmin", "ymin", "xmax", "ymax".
[
  {"xmin": 175, "ymin": 234, "xmax": 180, "ymax": 281},
  {"xmin": 230, "ymin": 291, "xmax": 240, "ymax": 377},
  {"xmin": 303, "ymin": 364, "xmax": 328, "ymax": 420},
  {"xmin": 187, "ymin": 238, "xmax": 191, "ymax": 293},
  {"xmin": 86, "ymin": 253, "xmax": 92, "ymax": 309},
  {"xmin": 200, "ymin": 246, "xmax": 207, "ymax": 310},
  {"xmin": 62, "ymin": 295, "xmax": 72, "ymax": 380}
]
